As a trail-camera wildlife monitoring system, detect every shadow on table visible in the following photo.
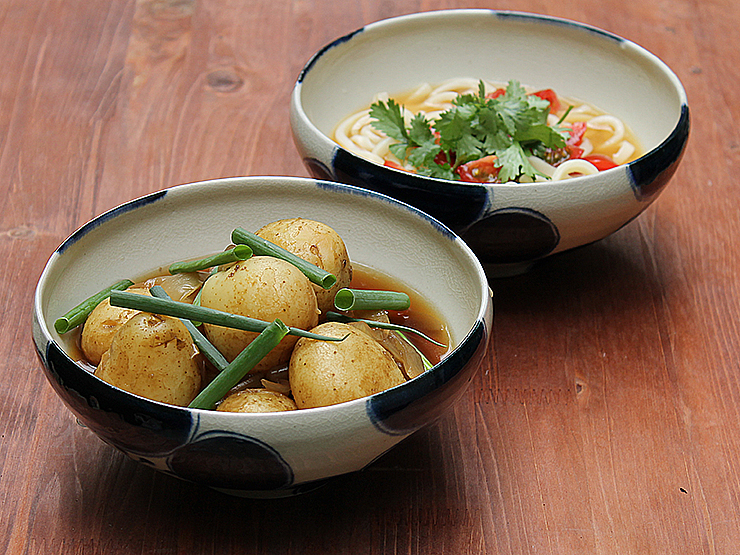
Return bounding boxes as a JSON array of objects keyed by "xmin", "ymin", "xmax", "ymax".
[
  {"xmin": 56, "ymin": 234, "xmax": 667, "ymax": 553},
  {"xmin": 58, "ymin": 420, "xmax": 476, "ymax": 553},
  {"xmin": 488, "ymin": 234, "xmax": 662, "ymax": 314}
]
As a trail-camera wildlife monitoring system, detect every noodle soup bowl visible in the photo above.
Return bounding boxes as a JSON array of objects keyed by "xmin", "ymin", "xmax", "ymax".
[
  {"xmin": 32, "ymin": 176, "xmax": 493, "ymax": 497},
  {"xmin": 290, "ymin": 9, "xmax": 690, "ymax": 275}
]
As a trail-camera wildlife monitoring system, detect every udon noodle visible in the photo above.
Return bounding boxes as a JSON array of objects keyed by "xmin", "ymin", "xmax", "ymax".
[{"xmin": 333, "ymin": 78, "xmax": 642, "ymax": 183}]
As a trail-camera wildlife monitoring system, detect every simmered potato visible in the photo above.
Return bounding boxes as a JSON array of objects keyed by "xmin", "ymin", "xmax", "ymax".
[
  {"xmin": 95, "ymin": 313, "xmax": 202, "ymax": 406},
  {"xmin": 80, "ymin": 287, "xmax": 149, "ymax": 365},
  {"xmin": 200, "ymin": 256, "xmax": 319, "ymax": 371},
  {"xmin": 289, "ymin": 322, "xmax": 406, "ymax": 408},
  {"xmin": 217, "ymin": 389, "xmax": 298, "ymax": 413},
  {"xmin": 256, "ymin": 218, "xmax": 352, "ymax": 314}
]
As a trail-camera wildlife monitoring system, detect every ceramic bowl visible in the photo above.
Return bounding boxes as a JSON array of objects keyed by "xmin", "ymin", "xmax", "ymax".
[
  {"xmin": 290, "ymin": 9, "xmax": 690, "ymax": 275},
  {"xmin": 32, "ymin": 176, "xmax": 493, "ymax": 497}
]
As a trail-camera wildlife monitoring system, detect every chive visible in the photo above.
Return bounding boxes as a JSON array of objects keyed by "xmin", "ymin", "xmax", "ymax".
[
  {"xmin": 109, "ymin": 290, "xmax": 344, "ymax": 342},
  {"xmin": 190, "ymin": 266, "xmax": 218, "ymax": 327},
  {"xmin": 325, "ymin": 311, "xmax": 446, "ymax": 348},
  {"xmin": 231, "ymin": 227, "xmax": 337, "ymax": 290},
  {"xmin": 333, "ymin": 288, "xmax": 410, "ymax": 311},
  {"xmin": 149, "ymin": 286, "xmax": 228, "ymax": 371},
  {"xmin": 397, "ymin": 330, "xmax": 434, "ymax": 371},
  {"xmin": 54, "ymin": 279, "xmax": 135, "ymax": 334},
  {"xmin": 168, "ymin": 245, "xmax": 253, "ymax": 274},
  {"xmin": 557, "ymin": 104, "xmax": 574, "ymax": 125},
  {"xmin": 188, "ymin": 319, "xmax": 290, "ymax": 409}
]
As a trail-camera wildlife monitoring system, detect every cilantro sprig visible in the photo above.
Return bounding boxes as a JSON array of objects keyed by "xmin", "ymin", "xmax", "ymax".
[{"xmin": 368, "ymin": 80, "xmax": 569, "ymax": 183}]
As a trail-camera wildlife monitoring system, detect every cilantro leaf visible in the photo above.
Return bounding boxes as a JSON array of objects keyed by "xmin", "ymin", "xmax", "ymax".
[
  {"xmin": 407, "ymin": 137, "xmax": 442, "ymax": 173},
  {"xmin": 369, "ymin": 99, "xmax": 409, "ymax": 142},
  {"xmin": 495, "ymin": 142, "xmax": 540, "ymax": 183},
  {"xmin": 407, "ymin": 113, "xmax": 436, "ymax": 147},
  {"xmin": 368, "ymin": 79, "xmax": 571, "ymax": 183},
  {"xmin": 435, "ymin": 105, "xmax": 483, "ymax": 163},
  {"xmin": 517, "ymin": 123, "xmax": 567, "ymax": 149}
]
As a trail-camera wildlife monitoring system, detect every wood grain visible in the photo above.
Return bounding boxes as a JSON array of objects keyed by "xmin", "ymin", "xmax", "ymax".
[{"xmin": 3, "ymin": 0, "xmax": 739, "ymax": 553}]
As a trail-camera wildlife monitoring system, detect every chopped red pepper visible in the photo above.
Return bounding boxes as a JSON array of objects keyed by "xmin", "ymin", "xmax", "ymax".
[
  {"xmin": 567, "ymin": 122, "xmax": 587, "ymax": 147},
  {"xmin": 384, "ymin": 160, "xmax": 405, "ymax": 171},
  {"xmin": 486, "ymin": 87, "xmax": 561, "ymax": 114},
  {"xmin": 485, "ymin": 88, "xmax": 506, "ymax": 100},
  {"xmin": 531, "ymin": 89, "xmax": 560, "ymax": 114},
  {"xmin": 582, "ymin": 154, "xmax": 618, "ymax": 171}
]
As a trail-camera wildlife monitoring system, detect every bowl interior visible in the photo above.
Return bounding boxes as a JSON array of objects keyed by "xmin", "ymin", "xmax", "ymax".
[
  {"xmin": 36, "ymin": 177, "xmax": 487, "ymax": 371},
  {"xmin": 298, "ymin": 9, "xmax": 685, "ymax": 154}
]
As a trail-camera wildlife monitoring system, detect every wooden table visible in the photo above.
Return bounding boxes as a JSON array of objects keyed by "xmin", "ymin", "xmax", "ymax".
[{"xmin": 4, "ymin": 0, "xmax": 739, "ymax": 553}]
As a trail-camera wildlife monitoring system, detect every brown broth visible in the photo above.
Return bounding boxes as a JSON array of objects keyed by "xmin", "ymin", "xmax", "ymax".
[
  {"xmin": 65, "ymin": 261, "xmax": 451, "ymax": 370},
  {"xmin": 349, "ymin": 263, "xmax": 451, "ymax": 365}
]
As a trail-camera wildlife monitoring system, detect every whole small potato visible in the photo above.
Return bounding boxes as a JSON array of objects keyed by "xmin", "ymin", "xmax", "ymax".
[
  {"xmin": 200, "ymin": 256, "xmax": 319, "ymax": 370},
  {"xmin": 217, "ymin": 389, "xmax": 298, "ymax": 413},
  {"xmin": 80, "ymin": 287, "xmax": 149, "ymax": 365},
  {"xmin": 256, "ymin": 218, "xmax": 352, "ymax": 314},
  {"xmin": 289, "ymin": 322, "xmax": 406, "ymax": 408},
  {"xmin": 95, "ymin": 313, "xmax": 202, "ymax": 406}
]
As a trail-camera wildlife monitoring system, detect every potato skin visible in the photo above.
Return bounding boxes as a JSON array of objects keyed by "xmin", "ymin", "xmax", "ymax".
[
  {"xmin": 289, "ymin": 322, "xmax": 406, "ymax": 408},
  {"xmin": 80, "ymin": 287, "xmax": 149, "ymax": 365},
  {"xmin": 256, "ymin": 218, "xmax": 352, "ymax": 314},
  {"xmin": 217, "ymin": 389, "xmax": 298, "ymax": 413},
  {"xmin": 200, "ymin": 256, "xmax": 319, "ymax": 371},
  {"xmin": 95, "ymin": 313, "xmax": 202, "ymax": 406}
]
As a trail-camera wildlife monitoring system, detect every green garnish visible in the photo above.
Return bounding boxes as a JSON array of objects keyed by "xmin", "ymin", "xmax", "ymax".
[
  {"xmin": 188, "ymin": 319, "xmax": 290, "ymax": 410},
  {"xmin": 54, "ymin": 279, "xmax": 134, "ymax": 334},
  {"xmin": 397, "ymin": 330, "xmax": 435, "ymax": 371},
  {"xmin": 333, "ymin": 288, "xmax": 411, "ymax": 311},
  {"xmin": 369, "ymin": 80, "xmax": 569, "ymax": 183},
  {"xmin": 231, "ymin": 228, "xmax": 337, "ymax": 290},
  {"xmin": 108, "ymin": 291, "xmax": 345, "ymax": 342},
  {"xmin": 168, "ymin": 245, "xmax": 253, "ymax": 274},
  {"xmin": 325, "ymin": 311, "xmax": 446, "ymax": 348},
  {"xmin": 149, "ymin": 286, "xmax": 229, "ymax": 371},
  {"xmin": 189, "ymin": 266, "xmax": 218, "ymax": 327}
]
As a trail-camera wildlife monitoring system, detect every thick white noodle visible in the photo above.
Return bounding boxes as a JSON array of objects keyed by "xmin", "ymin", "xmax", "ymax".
[
  {"xmin": 587, "ymin": 115, "xmax": 624, "ymax": 148},
  {"xmin": 360, "ymin": 125, "xmax": 383, "ymax": 142},
  {"xmin": 430, "ymin": 77, "xmax": 481, "ymax": 95},
  {"xmin": 612, "ymin": 141, "xmax": 636, "ymax": 165},
  {"xmin": 372, "ymin": 136, "xmax": 395, "ymax": 158},
  {"xmin": 422, "ymin": 91, "xmax": 460, "ymax": 111},
  {"xmin": 568, "ymin": 104, "xmax": 600, "ymax": 119},
  {"xmin": 405, "ymin": 83, "xmax": 432, "ymax": 104},
  {"xmin": 579, "ymin": 137, "xmax": 594, "ymax": 157},
  {"xmin": 551, "ymin": 159, "xmax": 599, "ymax": 181},
  {"xmin": 528, "ymin": 156, "xmax": 556, "ymax": 178},
  {"xmin": 334, "ymin": 111, "xmax": 375, "ymax": 157}
]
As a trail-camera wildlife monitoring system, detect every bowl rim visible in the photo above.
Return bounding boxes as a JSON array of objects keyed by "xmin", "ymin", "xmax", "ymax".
[
  {"xmin": 291, "ymin": 8, "xmax": 690, "ymax": 189},
  {"xmin": 33, "ymin": 175, "xmax": 493, "ymax": 420}
]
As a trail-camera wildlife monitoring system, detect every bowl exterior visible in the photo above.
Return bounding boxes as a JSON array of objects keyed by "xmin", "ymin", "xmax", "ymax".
[
  {"xmin": 33, "ymin": 176, "xmax": 492, "ymax": 495},
  {"xmin": 291, "ymin": 9, "xmax": 690, "ymax": 268}
]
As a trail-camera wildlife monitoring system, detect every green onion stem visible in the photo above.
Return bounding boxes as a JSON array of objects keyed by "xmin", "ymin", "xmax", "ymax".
[
  {"xmin": 397, "ymin": 330, "xmax": 434, "ymax": 371},
  {"xmin": 188, "ymin": 319, "xmax": 290, "ymax": 410},
  {"xmin": 557, "ymin": 104, "xmax": 574, "ymax": 125},
  {"xmin": 109, "ymin": 290, "xmax": 344, "ymax": 342},
  {"xmin": 190, "ymin": 266, "xmax": 218, "ymax": 327},
  {"xmin": 334, "ymin": 288, "xmax": 410, "ymax": 311},
  {"xmin": 231, "ymin": 227, "xmax": 337, "ymax": 290},
  {"xmin": 148, "ymin": 286, "xmax": 228, "ymax": 371},
  {"xmin": 168, "ymin": 245, "xmax": 253, "ymax": 274},
  {"xmin": 325, "ymin": 311, "xmax": 446, "ymax": 348},
  {"xmin": 54, "ymin": 279, "xmax": 135, "ymax": 334}
]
